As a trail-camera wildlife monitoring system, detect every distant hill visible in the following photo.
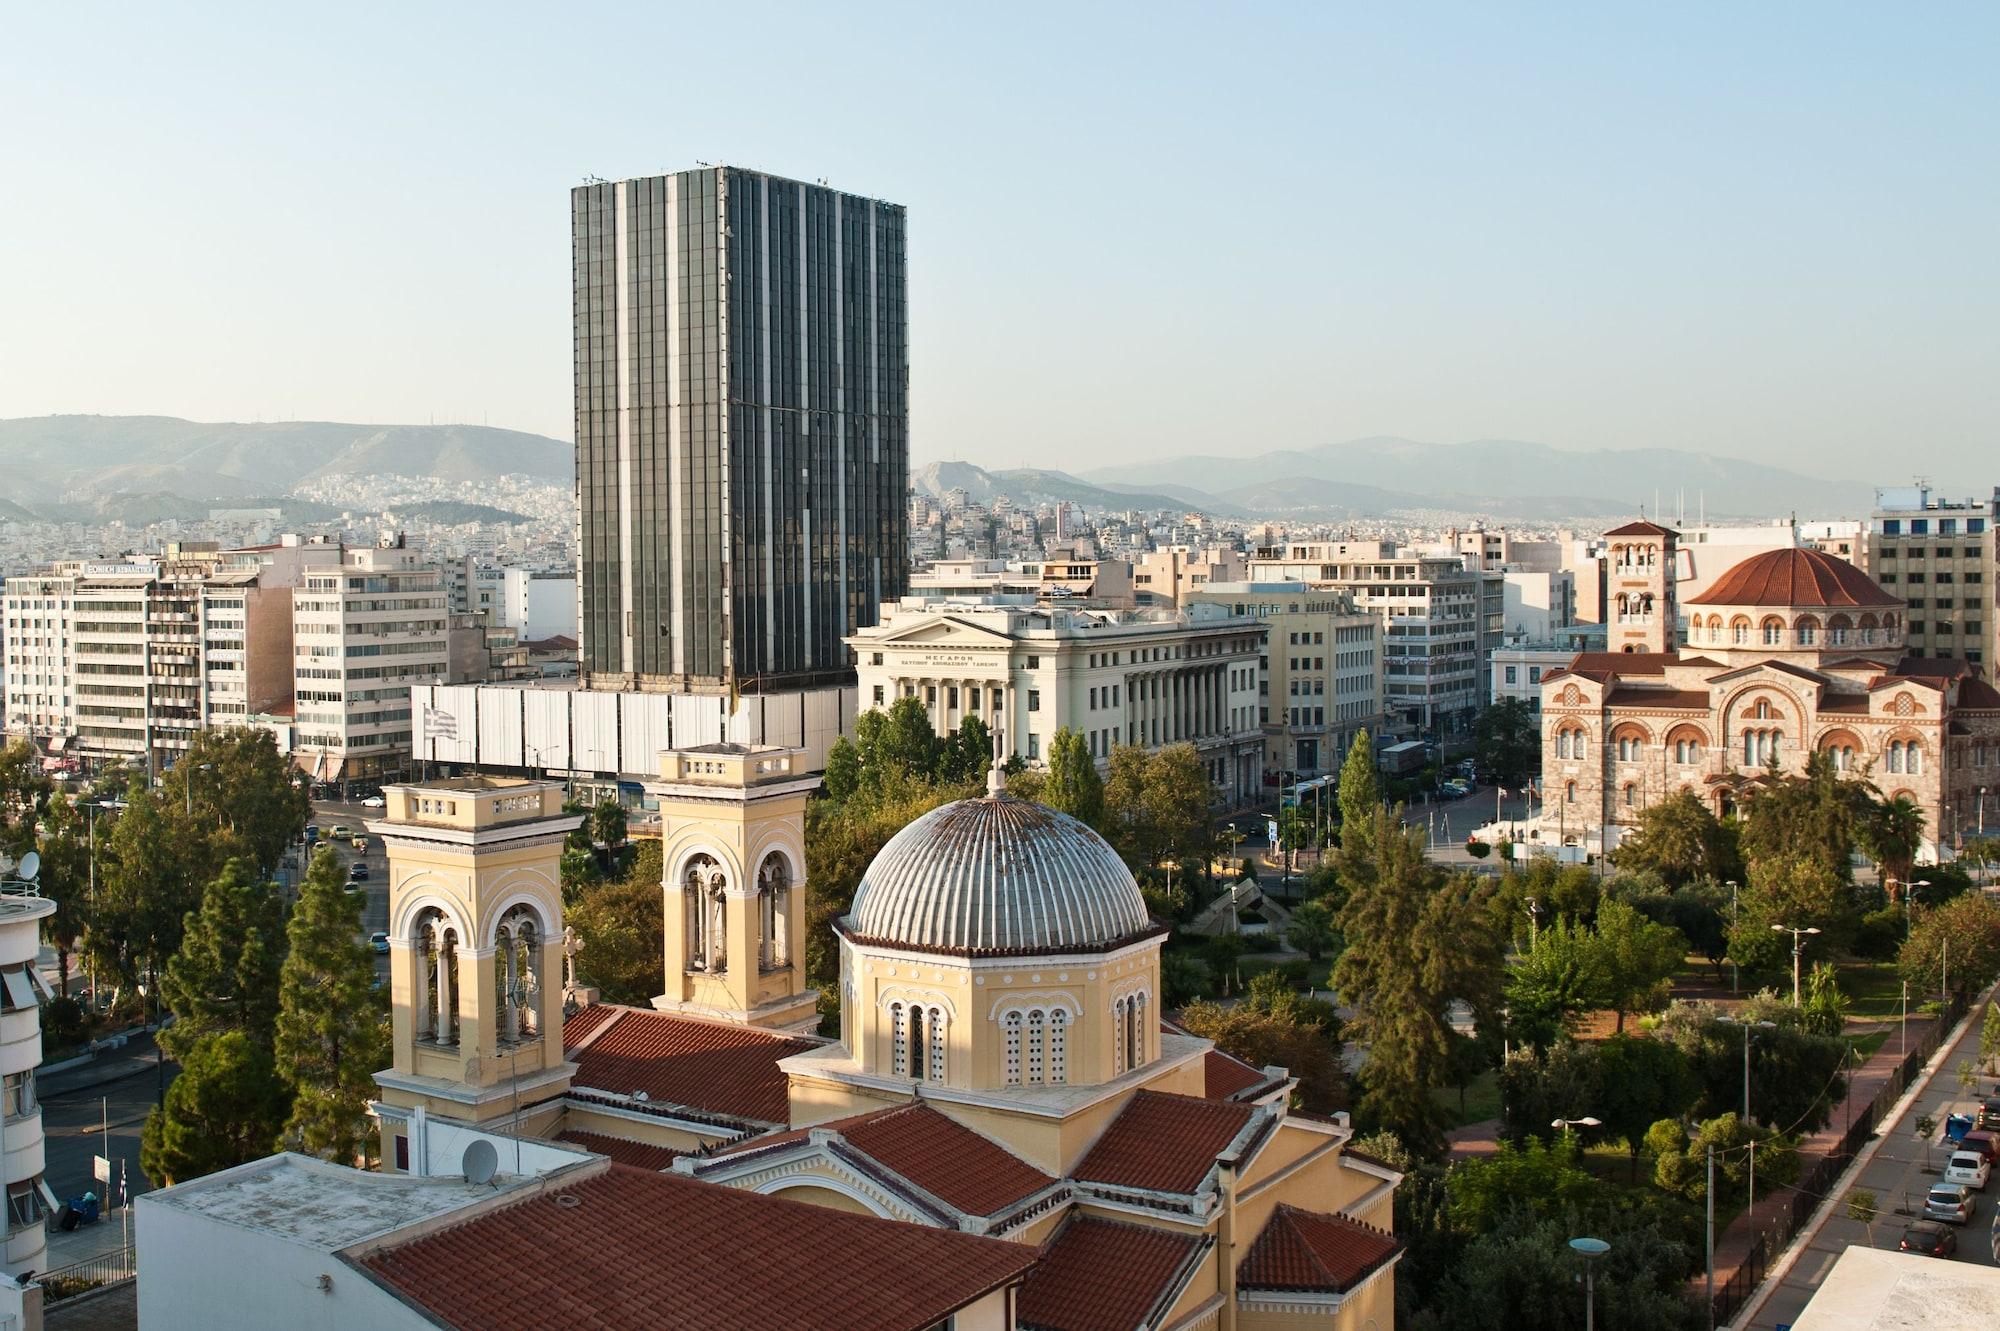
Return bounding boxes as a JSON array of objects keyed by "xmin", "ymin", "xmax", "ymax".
[
  {"xmin": 1081, "ymin": 436, "xmax": 1872, "ymax": 519},
  {"xmin": 912, "ymin": 461, "xmax": 1227, "ymax": 515},
  {"xmin": 0, "ymin": 415, "xmax": 572, "ymax": 502},
  {"xmin": 385, "ymin": 501, "xmax": 534, "ymax": 525}
]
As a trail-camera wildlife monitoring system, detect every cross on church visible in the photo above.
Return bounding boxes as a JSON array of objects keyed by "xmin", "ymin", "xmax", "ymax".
[{"xmin": 562, "ymin": 925, "xmax": 585, "ymax": 996}]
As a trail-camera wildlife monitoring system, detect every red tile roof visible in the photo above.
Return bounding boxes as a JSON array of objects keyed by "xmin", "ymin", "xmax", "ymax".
[
  {"xmin": 1959, "ymin": 677, "xmax": 2000, "ymax": 708},
  {"xmin": 1892, "ymin": 655, "xmax": 1971, "ymax": 678},
  {"xmin": 1017, "ymin": 1217, "xmax": 1209, "ymax": 1331},
  {"xmin": 361, "ymin": 1165, "xmax": 1037, "ymax": 1331},
  {"xmin": 565, "ymin": 1006, "xmax": 818, "ymax": 1125},
  {"xmin": 1604, "ymin": 687, "xmax": 1712, "ymax": 709},
  {"xmin": 1687, "ymin": 547, "xmax": 1898, "ymax": 608},
  {"xmin": 1073, "ymin": 1091, "xmax": 1258, "ymax": 1194},
  {"xmin": 1561, "ymin": 652, "xmax": 1676, "ymax": 677},
  {"xmin": 553, "ymin": 1130, "xmax": 679, "ymax": 1170},
  {"xmin": 561, "ymin": 1003, "xmax": 620, "ymax": 1045},
  {"xmin": 1604, "ymin": 520, "xmax": 1677, "ymax": 537},
  {"xmin": 1238, "ymin": 1204, "xmax": 1405, "ymax": 1293},
  {"xmin": 1202, "ymin": 1049, "xmax": 1274, "ymax": 1100},
  {"xmin": 706, "ymin": 1103, "xmax": 1056, "ymax": 1216}
]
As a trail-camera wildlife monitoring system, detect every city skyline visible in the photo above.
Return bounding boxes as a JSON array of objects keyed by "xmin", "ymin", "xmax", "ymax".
[{"xmin": 3, "ymin": 5, "xmax": 1995, "ymax": 487}]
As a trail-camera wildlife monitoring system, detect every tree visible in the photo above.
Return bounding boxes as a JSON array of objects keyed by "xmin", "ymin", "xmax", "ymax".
[
  {"xmin": 1738, "ymin": 752, "xmax": 1860, "ymax": 883},
  {"xmin": 93, "ymin": 786, "xmax": 204, "ymax": 994},
  {"xmin": 941, "ymin": 715, "xmax": 994, "ymax": 786},
  {"xmin": 1042, "ymin": 728, "xmax": 1104, "ymax": 828},
  {"xmin": 1143, "ymin": 743, "xmax": 1218, "ymax": 884},
  {"xmin": 1593, "ymin": 899, "xmax": 1686, "ymax": 1034},
  {"xmin": 1728, "ymin": 854, "xmax": 1853, "ymax": 976},
  {"xmin": 872, "ymin": 695, "xmax": 944, "ymax": 786},
  {"xmin": 1336, "ymin": 730, "xmax": 1381, "ymax": 876},
  {"xmin": 1862, "ymin": 793, "xmax": 1926, "ymax": 894},
  {"xmin": 159, "ymin": 727, "xmax": 309, "ymax": 876},
  {"xmin": 803, "ymin": 784, "xmax": 958, "ymax": 991},
  {"xmin": 1596, "ymin": 1036, "xmax": 1699, "ymax": 1179},
  {"xmin": 589, "ymin": 799, "xmax": 629, "ymax": 854},
  {"xmin": 1472, "ymin": 698, "xmax": 1538, "ymax": 791},
  {"xmin": 1982, "ymin": 1002, "xmax": 2000, "ymax": 1076},
  {"xmin": 1445, "ymin": 1136, "xmax": 1598, "ymax": 1232},
  {"xmin": 159, "ymin": 858, "xmax": 287, "ymax": 1060},
  {"xmin": 275, "ymin": 848, "xmax": 389, "ymax": 1163},
  {"xmin": 1505, "ymin": 916, "xmax": 1606, "ymax": 1053},
  {"xmin": 1612, "ymin": 792, "xmax": 1740, "ymax": 888},
  {"xmin": 1899, "ymin": 893, "xmax": 2000, "ymax": 1004},
  {"xmin": 1284, "ymin": 898, "xmax": 1340, "ymax": 961},
  {"xmin": 1846, "ymin": 1189, "xmax": 1879, "ymax": 1247},
  {"xmin": 33, "ymin": 790, "xmax": 90, "ymax": 998},
  {"xmin": 141, "ymin": 1031, "xmax": 289, "ymax": 1186},
  {"xmin": 1499, "ymin": 1042, "xmax": 1604, "ymax": 1144},
  {"xmin": 1618, "ymin": 876, "xmax": 1729, "ymax": 980},
  {"xmin": 1651, "ymin": 1112, "xmax": 1799, "ymax": 1205},
  {"xmin": 1800, "ymin": 961, "xmax": 1849, "ymax": 1038},
  {"xmin": 0, "ymin": 738, "xmax": 51, "ymax": 860},
  {"xmin": 1179, "ymin": 996, "xmax": 1343, "ymax": 1113},
  {"xmin": 1412, "ymin": 1206, "xmax": 1701, "ymax": 1331},
  {"xmin": 822, "ymin": 736, "xmax": 862, "ymax": 804},
  {"xmin": 568, "ymin": 841, "xmax": 667, "ymax": 1005},
  {"xmin": 1653, "ymin": 1001, "xmax": 1851, "ymax": 1132}
]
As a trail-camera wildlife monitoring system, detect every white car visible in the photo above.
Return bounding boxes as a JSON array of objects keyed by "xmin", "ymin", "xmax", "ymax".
[{"xmin": 1945, "ymin": 1151, "xmax": 1991, "ymax": 1191}]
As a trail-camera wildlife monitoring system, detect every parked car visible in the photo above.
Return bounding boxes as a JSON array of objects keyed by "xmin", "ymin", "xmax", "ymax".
[
  {"xmin": 1900, "ymin": 1221, "xmax": 1959, "ymax": 1257},
  {"xmin": 370, "ymin": 932, "xmax": 390, "ymax": 955},
  {"xmin": 1945, "ymin": 1150, "xmax": 1991, "ymax": 1191},
  {"xmin": 348, "ymin": 863, "xmax": 370, "ymax": 882},
  {"xmin": 1944, "ymin": 1112, "xmax": 1976, "ymax": 1145},
  {"xmin": 1960, "ymin": 1129, "xmax": 2000, "ymax": 1166},
  {"xmin": 1979, "ymin": 1097, "xmax": 2000, "ymax": 1131},
  {"xmin": 1923, "ymin": 1182, "xmax": 1974, "ymax": 1225}
]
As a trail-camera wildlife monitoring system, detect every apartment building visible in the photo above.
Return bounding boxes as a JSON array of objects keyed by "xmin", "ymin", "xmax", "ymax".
[
  {"xmin": 1131, "ymin": 545, "xmax": 1249, "ymax": 608},
  {"xmin": 1248, "ymin": 540, "xmax": 1485, "ymax": 738},
  {"xmin": 2, "ymin": 573, "xmax": 73, "ymax": 743},
  {"xmin": 907, "ymin": 555, "xmax": 1135, "ymax": 606},
  {"xmin": 1187, "ymin": 583, "xmax": 1383, "ymax": 780},
  {"xmin": 1861, "ymin": 486, "xmax": 1997, "ymax": 674},
  {"xmin": 848, "ymin": 598, "xmax": 1267, "ymax": 805},
  {"xmin": 292, "ymin": 539, "xmax": 450, "ymax": 783}
]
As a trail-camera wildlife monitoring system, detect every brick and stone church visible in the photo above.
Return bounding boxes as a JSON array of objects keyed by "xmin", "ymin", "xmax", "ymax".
[{"xmin": 1538, "ymin": 520, "xmax": 2000, "ymax": 861}]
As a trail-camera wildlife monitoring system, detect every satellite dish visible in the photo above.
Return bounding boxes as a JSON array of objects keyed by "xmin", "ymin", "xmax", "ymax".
[
  {"xmin": 461, "ymin": 1139, "xmax": 498, "ymax": 1186},
  {"xmin": 17, "ymin": 852, "xmax": 39, "ymax": 882}
]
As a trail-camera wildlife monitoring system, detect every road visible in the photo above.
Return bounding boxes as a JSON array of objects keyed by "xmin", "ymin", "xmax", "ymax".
[
  {"xmin": 1744, "ymin": 995, "xmax": 1999, "ymax": 1328},
  {"xmin": 39, "ymin": 1034, "xmax": 178, "ymax": 1206},
  {"xmin": 312, "ymin": 798, "xmax": 392, "ymax": 983}
]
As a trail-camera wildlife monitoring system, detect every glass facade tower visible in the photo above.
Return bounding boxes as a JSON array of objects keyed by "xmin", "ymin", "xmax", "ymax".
[{"xmin": 573, "ymin": 167, "xmax": 908, "ymax": 692}]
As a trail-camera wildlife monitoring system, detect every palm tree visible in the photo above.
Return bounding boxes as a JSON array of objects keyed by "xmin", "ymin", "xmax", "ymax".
[{"xmin": 1864, "ymin": 794, "xmax": 1925, "ymax": 898}]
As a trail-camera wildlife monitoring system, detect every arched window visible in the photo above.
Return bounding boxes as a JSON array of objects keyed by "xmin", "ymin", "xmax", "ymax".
[
  {"xmin": 1555, "ymin": 727, "xmax": 1587, "ymax": 761},
  {"xmin": 927, "ymin": 1008, "xmax": 947, "ymax": 1082},
  {"xmin": 684, "ymin": 855, "xmax": 729, "ymax": 973},
  {"xmin": 1003, "ymin": 1011, "xmax": 1023, "ymax": 1085},
  {"xmin": 1828, "ymin": 615, "xmax": 1852, "ymax": 646},
  {"xmin": 1564, "ymin": 781, "xmax": 1577, "ymax": 804},
  {"xmin": 1796, "ymin": 616, "xmax": 1818, "ymax": 646},
  {"xmin": 413, "ymin": 909, "xmax": 460, "ymax": 1048},
  {"xmin": 1622, "ymin": 783, "xmax": 1636, "ymax": 807},
  {"xmin": 495, "ymin": 905, "xmax": 543, "ymax": 1044},
  {"xmin": 1732, "ymin": 617, "xmax": 1751, "ymax": 645},
  {"xmin": 1048, "ymin": 1009, "xmax": 1068, "ymax": 1084},
  {"xmin": 1026, "ymin": 1008, "xmax": 1045, "ymax": 1084},
  {"xmin": 1615, "ymin": 733, "xmax": 1642, "ymax": 762},
  {"xmin": 1858, "ymin": 614, "xmax": 1878, "ymax": 645},
  {"xmin": 1890, "ymin": 740, "xmax": 1924, "ymax": 775},
  {"xmin": 890, "ymin": 1001, "xmax": 910, "ymax": 1075},
  {"xmin": 1705, "ymin": 615, "xmax": 1723, "ymax": 643},
  {"xmin": 757, "ymin": 854, "xmax": 791, "ymax": 971},
  {"xmin": 1761, "ymin": 617, "xmax": 1784, "ymax": 646}
]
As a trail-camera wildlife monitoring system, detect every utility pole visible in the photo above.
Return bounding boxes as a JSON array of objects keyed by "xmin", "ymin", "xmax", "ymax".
[{"xmin": 1705, "ymin": 1143, "xmax": 1716, "ymax": 1331}]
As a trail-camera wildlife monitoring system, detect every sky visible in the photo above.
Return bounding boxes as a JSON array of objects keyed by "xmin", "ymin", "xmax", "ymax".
[{"xmin": 2, "ymin": 3, "xmax": 1994, "ymax": 486}]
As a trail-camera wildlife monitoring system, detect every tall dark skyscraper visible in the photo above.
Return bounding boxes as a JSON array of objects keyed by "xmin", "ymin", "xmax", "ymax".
[{"xmin": 572, "ymin": 167, "xmax": 908, "ymax": 693}]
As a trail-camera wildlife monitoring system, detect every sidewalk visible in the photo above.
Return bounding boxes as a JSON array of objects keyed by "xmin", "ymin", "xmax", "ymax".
[
  {"xmin": 1700, "ymin": 1003, "xmax": 1958, "ymax": 1319},
  {"xmin": 39, "ymin": 1032, "xmax": 164, "ymax": 1102}
]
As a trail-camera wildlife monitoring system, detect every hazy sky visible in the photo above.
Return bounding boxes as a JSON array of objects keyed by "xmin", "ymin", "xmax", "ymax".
[{"xmin": 3, "ymin": 4, "xmax": 1993, "ymax": 484}]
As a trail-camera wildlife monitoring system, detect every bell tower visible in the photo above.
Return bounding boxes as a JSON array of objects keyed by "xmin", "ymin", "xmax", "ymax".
[
  {"xmin": 1604, "ymin": 520, "xmax": 1680, "ymax": 654},
  {"xmin": 650, "ymin": 744, "xmax": 819, "ymax": 1033},
  {"xmin": 368, "ymin": 777, "xmax": 583, "ymax": 1166}
]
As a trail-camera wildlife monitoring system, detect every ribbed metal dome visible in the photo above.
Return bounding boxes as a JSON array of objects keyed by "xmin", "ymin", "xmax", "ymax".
[{"xmin": 846, "ymin": 795, "xmax": 1154, "ymax": 955}]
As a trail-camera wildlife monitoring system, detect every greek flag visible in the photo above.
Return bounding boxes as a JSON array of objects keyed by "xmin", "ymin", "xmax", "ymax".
[{"xmin": 424, "ymin": 707, "xmax": 459, "ymax": 740}]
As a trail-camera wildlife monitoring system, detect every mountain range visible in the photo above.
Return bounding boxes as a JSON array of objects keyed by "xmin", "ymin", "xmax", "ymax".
[
  {"xmin": 0, "ymin": 415, "xmax": 572, "ymax": 506},
  {"xmin": 917, "ymin": 436, "xmax": 1877, "ymax": 523}
]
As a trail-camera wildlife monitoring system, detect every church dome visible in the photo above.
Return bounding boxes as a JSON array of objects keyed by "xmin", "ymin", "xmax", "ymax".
[
  {"xmin": 1687, "ymin": 547, "xmax": 1898, "ymax": 609},
  {"xmin": 846, "ymin": 795, "xmax": 1154, "ymax": 955}
]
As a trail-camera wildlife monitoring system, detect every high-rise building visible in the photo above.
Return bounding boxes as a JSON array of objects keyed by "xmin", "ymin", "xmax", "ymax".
[
  {"xmin": 1861, "ymin": 485, "xmax": 1997, "ymax": 675},
  {"xmin": 572, "ymin": 167, "xmax": 908, "ymax": 694}
]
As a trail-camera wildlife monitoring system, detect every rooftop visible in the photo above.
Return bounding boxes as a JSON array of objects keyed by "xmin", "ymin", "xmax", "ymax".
[
  {"xmin": 565, "ymin": 1005, "xmax": 819, "ymax": 1126},
  {"xmin": 1237, "ymin": 1204, "xmax": 1405, "ymax": 1294},
  {"xmin": 360, "ymin": 1165, "xmax": 1035, "ymax": 1331},
  {"xmin": 1016, "ymin": 1216, "xmax": 1209, "ymax": 1331},
  {"xmin": 1791, "ymin": 1244, "xmax": 2000, "ymax": 1330},
  {"xmin": 1072, "ymin": 1090, "xmax": 1260, "ymax": 1195},
  {"xmin": 140, "ymin": 1153, "xmax": 516, "ymax": 1249},
  {"xmin": 1687, "ymin": 546, "xmax": 1899, "ymax": 608}
]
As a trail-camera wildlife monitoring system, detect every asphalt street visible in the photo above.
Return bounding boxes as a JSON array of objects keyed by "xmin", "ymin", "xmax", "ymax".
[
  {"xmin": 311, "ymin": 798, "xmax": 393, "ymax": 984},
  {"xmin": 39, "ymin": 1034, "xmax": 177, "ymax": 1207},
  {"xmin": 1745, "ymin": 996, "xmax": 2000, "ymax": 1329}
]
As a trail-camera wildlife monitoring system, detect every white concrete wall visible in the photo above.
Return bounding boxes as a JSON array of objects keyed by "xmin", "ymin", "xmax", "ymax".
[
  {"xmin": 501, "ymin": 571, "xmax": 578, "ymax": 643},
  {"xmin": 137, "ymin": 1200, "xmax": 426, "ymax": 1331}
]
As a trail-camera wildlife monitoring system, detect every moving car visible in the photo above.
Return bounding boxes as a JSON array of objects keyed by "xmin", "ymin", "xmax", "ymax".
[
  {"xmin": 370, "ymin": 932, "xmax": 390, "ymax": 955},
  {"xmin": 1899, "ymin": 1221, "xmax": 1958, "ymax": 1257},
  {"xmin": 348, "ymin": 863, "xmax": 370, "ymax": 882},
  {"xmin": 1923, "ymin": 1182, "xmax": 1974, "ymax": 1225},
  {"xmin": 326, "ymin": 824, "xmax": 353, "ymax": 839},
  {"xmin": 1944, "ymin": 1150, "xmax": 1991, "ymax": 1191},
  {"xmin": 1980, "ymin": 1097, "xmax": 2000, "ymax": 1132},
  {"xmin": 361, "ymin": 795, "xmax": 386, "ymax": 809}
]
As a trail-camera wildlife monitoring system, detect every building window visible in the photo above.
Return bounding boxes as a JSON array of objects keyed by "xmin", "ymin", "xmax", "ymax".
[{"xmin": 1027, "ymin": 690, "xmax": 1041, "ymax": 713}]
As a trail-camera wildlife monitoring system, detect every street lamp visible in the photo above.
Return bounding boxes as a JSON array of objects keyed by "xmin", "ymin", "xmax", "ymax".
[
  {"xmin": 1551, "ymin": 1115, "xmax": 1601, "ymax": 1141},
  {"xmin": 1525, "ymin": 897, "xmax": 1541, "ymax": 949},
  {"xmin": 1769, "ymin": 923, "xmax": 1823, "ymax": 1006},
  {"xmin": 1569, "ymin": 1236, "xmax": 1610, "ymax": 1331},
  {"xmin": 1900, "ymin": 878, "xmax": 1931, "ymax": 933},
  {"xmin": 1725, "ymin": 880, "xmax": 1740, "ymax": 993},
  {"xmin": 1719, "ymin": 1016, "xmax": 1777, "ymax": 1215}
]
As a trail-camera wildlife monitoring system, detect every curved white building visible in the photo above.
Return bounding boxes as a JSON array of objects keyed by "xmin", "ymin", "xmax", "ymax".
[{"xmin": 0, "ymin": 880, "xmax": 56, "ymax": 1278}]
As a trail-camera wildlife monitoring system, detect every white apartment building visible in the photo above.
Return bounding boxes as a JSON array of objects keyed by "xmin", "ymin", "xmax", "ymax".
[
  {"xmin": 0, "ymin": 873, "xmax": 58, "ymax": 1279},
  {"xmin": 1248, "ymin": 540, "xmax": 1485, "ymax": 739},
  {"xmin": 1187, "ymin": 583, "xmax": 1383, "ymax": 779},
  {"xmin": 2, "ymin": 574, "xmax": 73, "ymax": 744},
  {"xmin": 1131, "ymin": 545, "xmax": 1249, "ymax": 608},
  {"xmin": 499, "ymin": 568, "xmax": 578, "ymax": 643},
  {"xmin": 292, "ymin": 538, "xmax": 450, "ymax": 784},
  {"xmin": 1499, "ymin": 570, "xmax": 1578, "ymax": 642},
  {"xmin": 848, "ymin": 598, "xmax": 1267, "ymax": 805},
  {"xmin": 1489, "ymin": 625, "xmax": 1605, "ymax": 717}
]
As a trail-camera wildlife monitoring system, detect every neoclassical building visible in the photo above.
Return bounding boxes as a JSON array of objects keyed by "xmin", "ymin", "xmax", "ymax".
[
  {"xmin": 1541, "ymin": 542, "xmax": 2000, "ymax": 859},
  {"xmin": 141, "ymin": 753, "xmax": 1403, "ymax": 1330}
]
